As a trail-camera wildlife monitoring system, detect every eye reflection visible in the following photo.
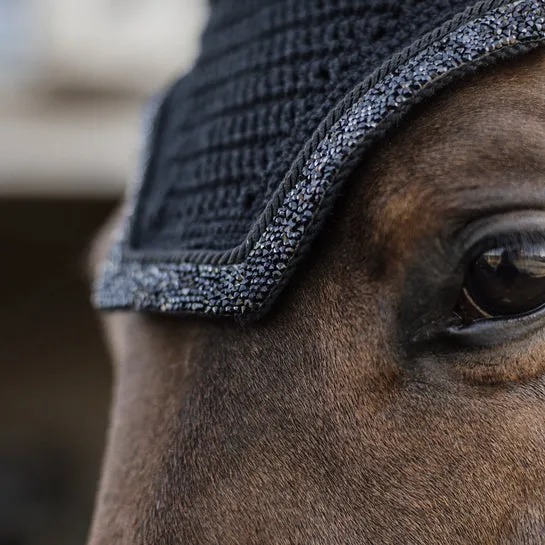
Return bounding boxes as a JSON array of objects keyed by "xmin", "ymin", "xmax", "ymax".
[{"xmin": 456, "ymin": 242, "xmax": 545, "ymax": 323}]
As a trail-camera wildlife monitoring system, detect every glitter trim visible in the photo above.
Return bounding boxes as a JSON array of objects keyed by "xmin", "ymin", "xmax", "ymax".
[{"xmin": 94, "ymin": 0, "xmax": 545, "ymax": 319}]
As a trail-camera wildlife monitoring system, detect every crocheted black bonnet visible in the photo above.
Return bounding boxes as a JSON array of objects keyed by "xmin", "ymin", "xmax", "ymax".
[{"xmin": 94, "ymin": 0, "xmax": 545, "ymax": 320}]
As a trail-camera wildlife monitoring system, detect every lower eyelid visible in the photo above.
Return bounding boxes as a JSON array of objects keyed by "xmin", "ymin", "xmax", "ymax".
[{"xmin": 444, "ymin": 304, "xmax": 545, "ymax": 348}]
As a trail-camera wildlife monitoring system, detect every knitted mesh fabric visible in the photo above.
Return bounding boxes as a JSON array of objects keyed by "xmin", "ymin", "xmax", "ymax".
[
  {"xmin": 133, "ymin": 0, "xmax": 477, "ymax": 253},
  {"xmin": 94, "ymin": 0, "xmax": 545, "ymax": 318}
]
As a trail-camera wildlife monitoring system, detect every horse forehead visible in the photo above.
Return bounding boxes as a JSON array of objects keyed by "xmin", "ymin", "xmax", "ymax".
[
  {"xmin": 375, "ymin": 49, "xmax": 545, "ymax": 184},
  {"xmin": 359, "ymin": 50, "xmax": 545, "ymax": 249}
]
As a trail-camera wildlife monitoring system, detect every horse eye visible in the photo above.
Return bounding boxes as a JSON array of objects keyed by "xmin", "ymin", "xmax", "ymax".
[{"xmin": 456, "ymin": 243, "xmax": 545, "ymax": 323}]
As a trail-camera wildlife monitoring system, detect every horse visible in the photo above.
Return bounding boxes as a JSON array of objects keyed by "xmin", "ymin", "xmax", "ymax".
[{"xmin": 86, "ymin": 46, "xmax": 545, "ymax": 543}]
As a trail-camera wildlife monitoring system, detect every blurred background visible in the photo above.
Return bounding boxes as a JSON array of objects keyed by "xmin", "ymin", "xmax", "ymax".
[{"xmin": 0, "ymin": 1, "xmax": 208, "ymax": 543}]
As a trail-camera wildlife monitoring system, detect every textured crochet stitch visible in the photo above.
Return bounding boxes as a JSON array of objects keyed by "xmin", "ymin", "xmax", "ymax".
[
  {"xmin": 94, "ymin": 0, "xmax": 545, "ymax": 319},
  {"xmin": 135, "ymin": 0, "xmax": 483, "ymax": 253}
]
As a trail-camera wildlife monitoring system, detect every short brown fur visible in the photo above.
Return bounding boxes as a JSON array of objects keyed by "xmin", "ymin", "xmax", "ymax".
[{"xmin": 88, "ymin": 50, "xmax": 545, "ymax": 544}]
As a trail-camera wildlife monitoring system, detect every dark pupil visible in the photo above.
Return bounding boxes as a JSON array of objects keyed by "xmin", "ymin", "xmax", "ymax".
[{"xmin": 466, "ymin": 245, "xmax": 545, "ymax": 317}]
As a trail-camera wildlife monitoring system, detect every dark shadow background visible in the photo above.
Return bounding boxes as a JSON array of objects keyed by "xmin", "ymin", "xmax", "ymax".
[{"xmin": 0, "ymin": 199, "xmax": 115, "ymax": 545}]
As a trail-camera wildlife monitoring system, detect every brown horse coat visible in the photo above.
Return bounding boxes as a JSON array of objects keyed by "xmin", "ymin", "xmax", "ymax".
[{"xmin": 88, "ymin": 49, "xmax": 545, "ymax": 544}]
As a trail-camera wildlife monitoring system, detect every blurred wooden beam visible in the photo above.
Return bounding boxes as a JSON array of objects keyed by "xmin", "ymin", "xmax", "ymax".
[{"xmin": 0, "ymin": 94, "xmax": 142, "ymax": 196}]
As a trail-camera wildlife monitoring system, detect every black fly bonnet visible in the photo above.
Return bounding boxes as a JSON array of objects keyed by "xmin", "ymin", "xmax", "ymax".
[{"xmin": 94, "ymin": 0, "xmax": 545, "ymax": 320}]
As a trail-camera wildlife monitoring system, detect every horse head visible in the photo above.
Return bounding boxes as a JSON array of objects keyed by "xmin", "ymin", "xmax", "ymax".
[{"xmin": 88, "ymin": 2, "xmax": 545, "ymax": 542}]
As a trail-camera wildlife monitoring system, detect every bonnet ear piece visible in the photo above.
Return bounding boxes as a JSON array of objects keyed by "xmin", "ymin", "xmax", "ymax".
[{"xmin": 93, "ymin": 0, "xmax": 545, "ymax": 321}]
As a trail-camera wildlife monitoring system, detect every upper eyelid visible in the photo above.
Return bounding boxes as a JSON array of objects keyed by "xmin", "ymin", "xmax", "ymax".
[
  {"xmin": 463, "ymin": 231, "xmax": 545, "ymax": 265},
  {"xmin": 452, "ymin": 211, "xmax": 545, "ymax": 257}
]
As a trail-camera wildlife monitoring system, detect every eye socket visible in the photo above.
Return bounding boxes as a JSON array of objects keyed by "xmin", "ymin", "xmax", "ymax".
[{"xmin": 456, "ymin": 239, "xmax": 545, "ymax": 324}]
